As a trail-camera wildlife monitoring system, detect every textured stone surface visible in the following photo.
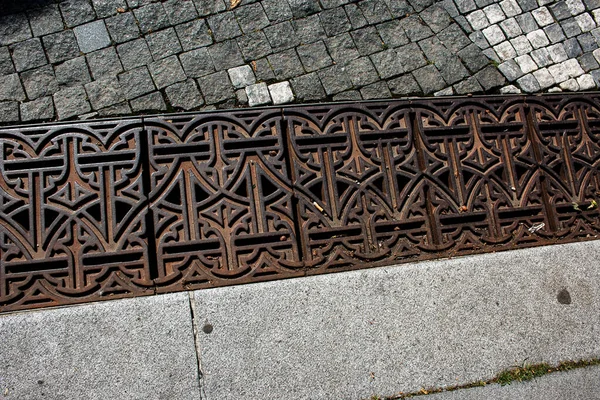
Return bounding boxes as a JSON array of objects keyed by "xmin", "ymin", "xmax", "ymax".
[{"xmin": 74, "ymin": 21, "xmax": 112, "ymax": 53}]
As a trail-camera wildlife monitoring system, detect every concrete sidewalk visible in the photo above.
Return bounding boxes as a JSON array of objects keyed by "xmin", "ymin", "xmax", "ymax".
[{"xmin": 2, "ymin": 240, "xmax": 600, "ymax": 399}]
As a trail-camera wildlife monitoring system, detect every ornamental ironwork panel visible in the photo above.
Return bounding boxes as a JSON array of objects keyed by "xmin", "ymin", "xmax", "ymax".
[
  {"xmin": 145, "ymin": 110, "xmax": 303, "ymax": 293},
  {"xmin": 1, "ymin": 94, "xmax": 600, "ymax": 313},
  {"xmin": 0, "ymin": 120, "xmax": 152, "ymax": 311}
]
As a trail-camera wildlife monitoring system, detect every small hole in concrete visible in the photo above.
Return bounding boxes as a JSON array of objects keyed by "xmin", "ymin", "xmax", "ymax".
[
  {"xmin": 557, "ymin": 288, "xmax": 571, "ymax": 305},
  {"xmin": 37, "ymin": 380, "xmax": 44, "ymax": 385},
  {"xmin": 202, "ymin": 323, "xmax": 213, "ymax": 334}
]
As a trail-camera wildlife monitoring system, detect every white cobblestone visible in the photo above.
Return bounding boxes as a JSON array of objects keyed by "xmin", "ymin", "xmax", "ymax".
[
  {"xmin": 500, "ymin": 18, "xmax": 522, "ymax": 38},
  {"xmin": 268, "ymin": 81, "xmax": 294, "ymax": 105},
  {"xmin": 499, "ymin": 84, "xmax": 521, "ymax": 93},
  {"xmin": 532, "ymin": 7, "xmax": 554, "ymax": 27},
  {"xmin": 566, "ymin": 0, "xmax": 586, "ymax": 16},
  {"xmin": 526, "ymin": 29, "xmax": 550, "ymax": 48},
  {"xmin": 576, "ymin": 13, "xmax": 596, "ymax": 32},
  {"xmin": 532, "ymin": 68, "xmax": 554, "ymax": 88},
  {"xmin": 494, "ymin": 41, "xmax": 516, "ymax": 60},
  {"xmin": 560, "ymin": 78, "xmax": 580, "ymax": 90},
  {"xmin": 593, "ymin": 48, "xmax": 600, "ymax": 63},
  {"xmin": 483, "ymin": 4, "xmax": 505, "ymax": 24},
  {"xmin": 593, "ymin": 9, "xmax": 600, "ymax": 25},
  {"xmin": 246, "ymin": 83, "xmax": 271, "ymax": 106},
  {"xmin": 515, "ymin": 54, "xmax": 538, "ymax": 73},
  {"xmin": 482, "ymin": 24, "xmax": 506, "ymax": 45},
  {"xmin": 499, "ymin": 0, "xmax": 521, "ymax": 17},
  {"xmin": 511, "ymin": 35, "xmax": 533, "ymax": 55},
  {"xmin": 228, "ymin": 65, "xmax": 255, "ymax": 89},
  {"xmin": 531, "ymin": 48, "xmax": 552, "ymax": 67},
  {"xmin": 548, "ymin": 43, "xmax": 569, "ymax": 63},
  {"xmin": 547, "ymin": 87, "xmax": 563, "ymax": 92},
  {"xmin": 434, "ymin": 87, "xmax": 454, "ymax": 96},
  {"xmin": 563, "ymin": 58, "xmax": 585, "ymax": 77},
  {"xmin": 467, "ymin": 10, "xmax": 490, "ymax": 30},
  {"xmin": 577, "ymin": 73, "xmax": 597, "ymax": 89},
  {"xmin": 548, "ymin": 63, "xmax": 571, "ymax": 83}
]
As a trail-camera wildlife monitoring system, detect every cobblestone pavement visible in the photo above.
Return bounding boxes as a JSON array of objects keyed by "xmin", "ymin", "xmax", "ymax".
[{"xmin": 0, "ymin": 0, "xmax": 599, "ymax": 123}]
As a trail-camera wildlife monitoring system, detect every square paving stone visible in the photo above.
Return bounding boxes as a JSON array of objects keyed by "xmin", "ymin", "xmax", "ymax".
[
  {"xmin": 291, "ymin": 14, "xmax": 325, "ymax": 43},
  {"xmin": 235, "ymin": 3, "xmax": 270, "ymax": 34},
  {"xmin": 345, "ymin": 3, "xmax": 369, "ymax": 29},
  {"xmin": 197, "ymin": 70, "xmax": 235, "ymax": 104},
  {"xmin": 437, "ymin": 23, "xmax": 471, "ymax": 52},
  {"xmin": 297, "ymin": 41, "xmax": 333, "ymax": 72},
  {"xmin": 228, "ymin": 64, "xmax": 255, "ymax": 88},
  {"xmin": 370, "ymin": 49, "xmax": 403, "ymax": 79},
  {"xmin": 269, "ymin": 81, "xmax": 294, "ymax": 104},
  {"xmin": 397, "ymin": 42, "xmax": 428, "ymax": 72},
  {"xmin": 193, "ymin": 0, "xmax": 227, "ymax": 17},
  {"xmin": 246, "ymin": 82, "xmax": 271, "ymax": 106},
  {"xmin": 119, "ymin": 66, "xmax": 156, "ymax": 99},
  {"xmin": 130, "ymin": 91, "xmax": 167, "ymax": 111},
  {"xmin": 351, "ymin": 26, "xmax": 385, "ymax": 56},
  {"xmin": 59, "ymin": 0, "xmax": 96, "ymax": 28},
  {"xmin": 253, "ymin": 57, "xmax": 275, "ymax": 81},
  {"xmin": 55, "ymin": 57, "xmax": 92, "ymax": 88},
  {"xmin": 146, "ymin": 28, "xmax": 183, "ymax": 60},
  {"xmin": 28, "ymin": 5, "xmax": 63, "ymax": 37},
  {"xmin": 21, "ymin": 65, "xmax": 58, "ymax": 100},
  {"xmin": 412, "ymin": 64, "xmax": 446, "ymax": 94},
  {"xmin": 43, "ymin": 31, "xmax": 80, "ymax": 64},
  {"xmin": 97, "ymin": 101, "xmax": 132, "ymax": 116},
  {"xmin": 164, "ymin": 0, "xmax": 198, "ymax": 25},
  {"xmin": 0, "ymin": 47, "xmax": 14, "ymax": 75},
  {"xmin": 117, "ymin": 39, "xmax": 153, "ymax": 70},
  {"xmin": 438, "ymin": 56, "xmax": 469, "ymax": 84},
  {"xmin": 291, "ymin": 72, "xmax": 326, "ymax": 100},
  {"xmin": 175, "ymin": 20, "xmax": 212, "ymax": 51},
  {"xmin": 332, "ymin": 89, "xmax": 361, "ymax": 100},
  {"xmin": 0, "ymin": 73, "xmax": 25, "ymax": 101},
  {"xmin": 105, "ymin": 12, "xmax": 140, "ymax": 44},
  {"xmin": 0, "ymin": 101, "xmax": 19, "ymax": 122},
  {"xmin": 400, "ymin": 15, "xmax": 433, "ymax": 40},
  {"xmin": 320, "ymin": 7, "xmax": 352, "ymax": 37},
  {"xmin": 85, "ymin": 78, "xmax": 126, "ymax": 109},
  {"xmin": 268, "ymin": 49, "xmax": 304, "ymax": 79},
  {"xmin": 321, "ymin": 0, "xmax": 352, "ymax": 9},
  {"xmin": 457, "ymin": 43, "xmax": 490, "ymax": 73},
  {"xmin": 53, "ymin": 86, "xmax": 91, "ymax": 119},
  {"xmin": 360, "ymin": 80, "xmax": 391, "ymax": 99},
  {"xmin": 408, "ymin": 0, "xmax": 434, "ymax": 12},
  {"xmin": 20, "ymin": 96, "xmax": 55, "ymax": 121},
  {"xmin": 262, "ymin": 0, "xmax": 294, "ymax": 22},
  {"xmin": 10, "ymin": 38, "xmax": 47, "ymax": 72},
  {"xmin": 358, "ymin": 0, "xmax": 393, "ymax": 24},
  {"xmin": 454, "ymin": 75, "xmax": 483, "ymax": 94},
  {"xmin": 87, "ymin": 47, "xmax": 124, "ymax": 80},
  {"xmin": 91, "ymin": 0, "xmax": 128, "ymax": 18},
  {"xmin": 149, "ymin": 55, "xmax": 186, "ymax": 88},
  {"xmin": 476, "ymin": 64, "xmax": 506, "ymax": 90},
  {"xmin": 264, "ymin": 21, "xmax": 299, "ymax": 51},
  {"xmin": 179, "ymin": 47, "xmax": 215, "ymax": 77},
  {"xmin": 208, "ymin": 40, "xmax": 244, "ymax": 70},
  {"xmin": 346, "ymin": 57, "xmax": 379, "ymax": 86},
  {"xmin": 165, "ymin": 78, "xmax": 204, "ymax": 108},
  {"xmin": 325, "ymin": 33, "xmax": 360, "ymax": 64},
  {"xmin": 0, "ymin": 13, "xmax": 32, "ymax": 46},
  {"xmin": 237, "ymin": 31, "xmax": 272, "ymax": 61},
  {"xmin": 208, "ymin": 12, "xmax": 242, "ymax": 42},
  {"xmin": 134, "ymin": 3, "xmax": 170, "ymax": 34},
  {"xmin": 288, "ymin": 0, "xmax": 321, "ymax": 18},
  {"xmin": 387, "ymin": 73, "xmax": 420, "ymax": 95},
  {"xmin": 420, "ymin": 4, "xmax": 452, "ymax": 33},
  {"xmin": 318, "ymin": 64, "xmax": 353, "ymax": 94},
  {"xmin": 74, "ymin": 20, "xmax": 112, "ymax": 53}
]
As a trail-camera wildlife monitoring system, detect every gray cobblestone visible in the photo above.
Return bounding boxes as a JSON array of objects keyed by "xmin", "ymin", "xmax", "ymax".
[
  {"xmin": 292, "ymin": 15, "xmax": 326, "ymax": 43},
  {"xmin": 499, "ymin": 17, "xmax": 522, "ymax": 37},
  {"xmin": 0, "ymin": 101, "xmax": 19, "ymax": 122},
  {"xmin": 208, "ymin": 12, "xmax": 242, "ymax": 42},
  {"xmin": 421, "ymin": 5, "xmax": 452, "ymax": 32},
  {"xmin": 413, "ymin": 64, "xmax": 446, "ymax": 93},
  {"xmin": 117, "ymin": 39, "xmax": 153, "ymax": 70},
  {"xmin": 291, "ymin": 72, "xmax": 326, "ymax": 100},
  {"xmin": 360, "ymin": 80, "xmax": 391, "ymax": 98},
  {"xmin": 482, "ymin": 24, "xmax": 506, "ymax": 45},
  {"xmin": 469, "ymin": 31, "xmax": 490, "ymax": 49},
  {"xmin": 0, "ymin": 73, "xmax": 25, "ymax": 101},
  {"xmin": 359, "ymin": 0, "xmax": 393, "ymax": 24},
  {"xmin": 164, "ymin": 0, "xmax": 199, "ymax": 25},
  {"xmin": 475, "ymin": 64, "xmax": 506, "ymax": 89},
  {"xmin": 352, "ymin": 27, "xmax": 385, "ymax": 56},
  {"xmin": 454, "ymin": 75, "xmax": 484, "ymax": 92},
  {"xmin": 345, "ymin": 4, "xmax": 369, "ymax": 29},
  {"xmin": 60, "ymin": 0, "xmax": 96, "ymax": 28},
  {"xmin": 262, "ymin": 0, "xmax": 294, "ymax": 22},
  {"xmin": 165, "ymin": 79, "xmax": 204, "ymax": 108},
  {"xmin": 74, "ymin": 21, "xmax": 112, "ymax": 54},
  {"xmin": 85, "ymin": 78, "xmax": 125, "ymax": 109},
  {"xmin": 437, "ymin": 23, "xmax": 471, "ymax": 52},
  {"xmin": 264, "ymin": 22, "xmax": 300, "ymax": 50},
  {"xmin": 180, "ymin": 47, "xmax": 215, "ymax": 77},
  {"xmin": 377, "ymin": 20, "xmax": 409, "ymax": 47},
  {"xmin": 268, "ymin": 49, "xmax": 304, "ymax": 79},
  {"xmin": 0, "ymin": 14, "xmax": 31, "ymax": 46},
  {"xmin": 467, "ymin": 10, "xmax": 490, "ymax": 30},
  {"xmin": 20, "ymin": 96, "xmax": 54, "ymax": 121},
  {"xmin": 550, "ymin": 1, "xmax": 572, "ymax": 20},
  {"xmin": 91, "ymin": 0, "xmax": 128, "ymax": 18},
  {"xmin": 21, "ymin": 65, "xmax": 57, "ymax": 100},
  {"xmin": 533, "ymin": 67, "xmax": 554, "ymax": 88},
  {"xmin": 318, "ymin": 64, "xmax": 353, "ymax": 94},
  {"xmin": 53, "ymin": 86, "xmax": 91, "ymax": 119},
  {"xmin": 237, "ymin": 32, "xmax": 272, "ymax": 61},
  {"xmin": 400, "ymin": 15, "xmax": 434, "ymax": 40},
  {"xmin": 208, "ymin": 40, "xmax": 244, "ymax": 70},
  {"xmin": 134, "ymin": 3, "xmax": 170, "ymax": 34},
  {"xmin": 565, "ymin": 37, "xmax": 584, "ymax": 57},
  {"xmin": 55, "ymin": 57, "xmax": 92, "ymax": 88},
  {"xmin": 149, "ymin": 55, "xmax": 186, "ymax": 88},
  {"xmin": 326, "ymin": 33, "xmax": 360, "ymax": 64},
  {"xmin": 579, "ymin": 52, "xmax": 599, "ymax": 70},
  {"xmin": 321, "ymin": 7, "xmax": 352, "ymax": 36},
  {"xmin": 578, "ymin": 32, "xmax": 597, "ymax": 51},
  {"xmin": 562, "ymin": 17, "xmax": 583, "ymax": 37},
  {"xmin": 288, "ymin": 0, "xmax": 321, "ymax": 18},
  {"xmin": 346, "ymin": 57, "xmax": 379, "ymax": 86},
  {"xmin": 105, "ymin": 12, "xmax": 140, "ymax": 44},
  {"xmin": 387, "ymin": 73, "xmax": 421, "ymax": 95},
  {"xmin": 197, "ymin": 70, "xmax": 235, "ymax": 104},
  {"xmin": 130, "ymin": 91, "xmax": 167, "ymax": 111},
  {"xmin": 98, "ymin": 102, "xmax": 132, "ymax": 116},
  {"xmin": 544, "ymin": 23, "xmax": 567, "ymax": 43},
  {"xmin": 455, "ymin": 0, "xmax": 477, "ymax": 13},
  {"xmin": 370, "ymin": 49, "xmax": 403, "ymax": 78},
  {"xmin": 397, "ymin": 42, "xmax": 428, "ymax": 71},
  {"xmin": 43, "ymin": 31, "xmax": 80, "ymax": 64},
  {"xmin": 457, "ymin": 43, "xmax": 490, "ymax": 72},
  {"xmin": 235, "ymin": 4, "xmax": 270, "ymax": 34},
  {"xmin": 297, "ymin": 41, "xmax": 333, "ymax": 72},
  {"xmin": 28, "ymin": 5, "xmax": 63, "ymax": 37},
  {"xmin": 87, "ymin": 47, "xmax": 123, "ymax": 80},
  {"xmin": 174, "ymin": 19, "xmax": 212, "ymax": 51},
  {"xmin": 253, "ymin": 58, "xmax": 275, "ymax": 81},
  {"xmin": 531, "ymin": 47, "xmax": 553, "ymax": 66},
  {"xmin": 516, "ymin": 12, "xmax": 539, "ymax": 33},
  {"xmin": 515, "ymin": 53, "xmax": 538, "ymax": 73},
  {"xmin": 147, "ymin": 28, "xmax": 183, "ymax": 60},
  {"xmin": 193, "ymin": 0, "xmax": 226, "ymax": 17},
  {"xmin": 119, "ymin": 66, "xmax": 155, "ymax": 99},
  {"xmin": 10, "ymin": 38, "xmax": 47, "ymax": 72},
  {"xmin": 0, "ymin": 47, "xmax": 14, "ymax": 75}
]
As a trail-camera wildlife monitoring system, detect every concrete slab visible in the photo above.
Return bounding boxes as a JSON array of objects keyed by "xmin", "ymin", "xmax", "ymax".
[
  {"xmin": 426, "ymin": 365, "xmax": 600, "ymax": 399},
  {"xmin": 193, "ymin": 241, "xmax": 600, "ymax": 400},
  {"xmin": 0, "ymin": 293, "xmax": 200, "ymax": 400}
]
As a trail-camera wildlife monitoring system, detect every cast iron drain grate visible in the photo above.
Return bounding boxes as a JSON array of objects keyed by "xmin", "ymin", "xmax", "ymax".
[{"xmin": 1, "ymin": 94, "xmax": 600, "ymax": 312}]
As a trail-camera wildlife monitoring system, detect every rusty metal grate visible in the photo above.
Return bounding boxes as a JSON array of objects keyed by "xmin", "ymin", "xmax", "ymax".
[{"xmin": 2, "ymin": 94, "xmax": 600, "ymax": 312}]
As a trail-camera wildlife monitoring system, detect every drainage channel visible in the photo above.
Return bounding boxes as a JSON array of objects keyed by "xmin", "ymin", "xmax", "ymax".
[{"xmin": 1, "ymin": 93, "xmax": 600, "ymax": 312}]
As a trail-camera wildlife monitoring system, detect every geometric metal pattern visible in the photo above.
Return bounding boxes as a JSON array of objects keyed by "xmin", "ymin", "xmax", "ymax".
[{"xmin": 2, "ymin": 94, "xmax": 600, "ymax": 312}]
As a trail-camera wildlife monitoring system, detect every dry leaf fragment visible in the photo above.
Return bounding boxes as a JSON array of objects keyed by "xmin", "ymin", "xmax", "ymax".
[
  {"xmin": 230, "ymin": 0, "xmax": 241, "ymax": 9},
  {"xmin": 250, "ymin": 60, "xmax": 257, "ymax": 71},
  {"xmin": 116, "ymin": 7, "xmax": 126, "ymax": 12}
]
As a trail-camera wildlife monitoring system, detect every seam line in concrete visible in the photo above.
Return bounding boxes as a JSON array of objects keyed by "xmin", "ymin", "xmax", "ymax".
[{"xmin": 188, "ymin": 291, "xmax": 207, "ymax": 400}]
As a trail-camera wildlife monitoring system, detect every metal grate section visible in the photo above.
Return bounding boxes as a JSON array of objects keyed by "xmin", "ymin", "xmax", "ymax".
[{"xmin": 2, "ymin": 94, "xmax": 600, "ymax": 312}]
